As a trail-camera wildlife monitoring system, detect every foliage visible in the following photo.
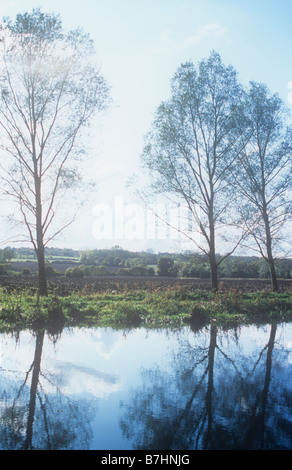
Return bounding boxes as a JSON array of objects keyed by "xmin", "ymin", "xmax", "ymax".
[
  {"xmin": 141, "ymin": 51, "xmax": 247, "ymax": 290},
  {"xmin": 230, "ymin": 81, "xmax": 292, "ymax": 291},
  {"xmin": 117, "ymin": 266, "xmax": 155, "ymax": 277},
  {"xmin": 22, "ymin": 267, "xmax": 31, "ymax": 276},
  {"xmin": 80, "ymin": 247, "xmax": 158, "ymax": 267},
  {"xmin": 0, "ymin": 291, "xmax": 66, "ymax": 333},
  {"xmin": 0, "ymin": 247, "xmax": 14, "ymax": 263},
  {"xmin": 157, "ymin": 256, "xmax": 177, "ymax": 277},
  {"xmin": 45, "ymin": 265, "xmax": 61, "ymax": 277},
  {"xmin": 180, "ymin": 255, "xmax": 210, "ymax": 278},
  {"xmin": 3, "ymin": 245, "xmax": 292, "ymax": 282},
  {"xmin": 180, "ymin": 254, "xmax": 292, "ymax": 280},
  {"xmin": 138, "ymin": 51, "xmax": 292, "ymax": 292},
  {"xmin": 83, "ymin": 265, "xmax": 112, "ymax": 277},
  {"xmin": 65, "ymin": 266, "xmax": 84, "ymax": 278}
]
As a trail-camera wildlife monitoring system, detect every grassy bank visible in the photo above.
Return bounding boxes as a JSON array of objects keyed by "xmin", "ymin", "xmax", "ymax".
[{"xmin": 0, "ymin": 286, "xmax": 292, "ymax": 333}]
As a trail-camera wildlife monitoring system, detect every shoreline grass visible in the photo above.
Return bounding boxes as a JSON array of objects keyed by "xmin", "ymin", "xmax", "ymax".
[{"xmin": 0, "ymin": 286, "xmax": 291, "ymax": 333}]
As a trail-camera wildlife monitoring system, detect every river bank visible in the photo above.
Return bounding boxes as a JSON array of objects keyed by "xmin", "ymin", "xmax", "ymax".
[{"xmin": 0, "ymin": 283, "xmax": 291, "ymax": 332}]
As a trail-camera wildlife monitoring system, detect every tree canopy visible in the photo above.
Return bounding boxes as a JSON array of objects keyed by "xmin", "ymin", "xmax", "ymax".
[{"xmin": 142, "ymin": 51, "xmax": 247, "ymax": 289}]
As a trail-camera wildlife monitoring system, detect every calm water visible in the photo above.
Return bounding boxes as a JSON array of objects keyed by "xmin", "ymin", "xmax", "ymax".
[{"xmin": 0, "ymin": 322, "xmax": 292, "ymax": 450}]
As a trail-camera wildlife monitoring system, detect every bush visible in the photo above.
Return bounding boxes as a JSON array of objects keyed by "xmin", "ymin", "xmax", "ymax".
[
  {"xmin": 128, "ymin": 266, "xmax": 152, "ymax": 276},
  {"xmin": 65, "ymin": 266, "xmax": 84, "ymax": 278},
  {"xmin": 71, "ymin": 266, "xmax": 84, "ymax": 278},
  {"xmin": 180, "ymin": 261, "xmax": 210, "ymax": 278},
  {"xmin": 45, "ymin": 265, "xmax": 60, "ymax": 277},
  {"xmin": 22, "ymin": 267, "xmax": 31, "ymax": 276},
  {"xmin": 83, "ymin": 265, "xmax": 112, "ymax": 276},
  {"xmin": 157, "ymin": 256, "xmax": 177, "ymax": 277},
  {"xmin": 146, "ymin": 266, "xmax": 155, "ymax": 276},
  {"xmin": 117, "ymin": 265, "xmax": 155, "ymax": 276},
  {"xmin": 117, "ymin": 267, "xmax": 131, "ymax": 276}
]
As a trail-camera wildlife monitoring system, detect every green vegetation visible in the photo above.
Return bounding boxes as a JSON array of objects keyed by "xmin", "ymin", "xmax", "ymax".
[
  {"xmin": 157, "ymin": 256, "xmax": 177, "ymax": 277},
  {"xmin": 0, "ymin": 285, "xmax": 291, "ymax": 333},
  {"xmin": 0, "ymin": 245, "xmax": 291, "ymax": 333},
  {"xmin": 3, "ymin": 246, "xmax": 292, "ymax": 280}
]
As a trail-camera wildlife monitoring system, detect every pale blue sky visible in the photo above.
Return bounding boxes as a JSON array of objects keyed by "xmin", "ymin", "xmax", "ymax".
[{"xmin": 0, "ymin": 0, "xmax": 292, "ymax": 251}]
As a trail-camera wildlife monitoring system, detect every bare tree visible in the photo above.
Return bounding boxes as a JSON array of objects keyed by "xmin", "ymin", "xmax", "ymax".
[
  {"xmin": 232, "ymin": 82, "xmax": 292, "ymax": 291},
  {"xmin": 0, "ymin": 9, "xmax": 110, "ymax": 295},
  {"xmin": 141, "ymin": 52, "xmax": 246, "ymax": 290}
]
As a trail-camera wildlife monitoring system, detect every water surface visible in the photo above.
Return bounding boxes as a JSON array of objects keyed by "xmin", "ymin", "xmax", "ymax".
[{"xmin": 0, "ymin": 322, "xmax": 292, "ymax": 450}]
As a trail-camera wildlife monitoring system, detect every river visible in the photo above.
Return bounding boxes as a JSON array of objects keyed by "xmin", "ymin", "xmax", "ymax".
[{"xmin": 0, "ymin": 322, "xmax": 291, "ymax": 450}]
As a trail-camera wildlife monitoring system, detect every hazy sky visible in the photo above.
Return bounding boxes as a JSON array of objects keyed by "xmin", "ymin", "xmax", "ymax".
[{"xmin": 1, "ymin": 0, "xmax": 292, "ymax": 252}]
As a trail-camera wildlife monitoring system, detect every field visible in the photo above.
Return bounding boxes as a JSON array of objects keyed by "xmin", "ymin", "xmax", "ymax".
[{"xmin": 0, "ymin": 272, "xmax": 291, "ymax": 295}]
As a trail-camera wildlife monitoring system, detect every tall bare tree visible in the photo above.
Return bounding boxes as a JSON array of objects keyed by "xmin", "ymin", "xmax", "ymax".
[
  {"xmin": 232, "ymin": 82, "xmax": 292, "ymax": 291},
  {"xmin": 141, "ymin": 52, "xmax": 246, "ymax": 290},
  {"xmin": 0, "ymin": 9, "xmax": 110, "ymax": 295}
]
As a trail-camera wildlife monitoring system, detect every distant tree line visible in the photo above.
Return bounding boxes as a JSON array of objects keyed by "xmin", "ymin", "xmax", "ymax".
[
  {"xmin": 0, "ymin": 246, "xmax": 79, "ymax": 261},
  {"xmin": 4, "ymin": 246, "xmax": 292, "ymax": 280}
]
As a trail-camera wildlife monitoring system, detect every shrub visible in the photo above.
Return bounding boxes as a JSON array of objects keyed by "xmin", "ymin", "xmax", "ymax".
[
  {"xmin": 128, "ymin": 266, "xmax": 152, "ymax": 276},
  {"xmin": 71, "ymin": 266, "xmax": 84, "ymax": 278},
  {"xmin": 117, "ymin": 265, "xmax": 155, "ymax": 276},
  {"xmin": 146, "ymin": 266, "xmax": 155, "ymax": 276},
  {"xmin": 84, "ymin": 265, "xmax": 112, "ymax": 276},
  {"xmin": 22, "ymin": 267, "xmax": 31, "ymax": 276},
  {"xmin": 180, "ymin": 262, "xmax": 210, "ymax": 278},
  {"xmin": 45, "ymin": 265, "xmax": 60, "ymax": 277},
  {"xmin": 65, "ymin": 266, "xmax": 84, "ymax": 278},
  {"xmin": 157, "ymin": 256, "xmax": 177, "ymax": 277},
  {"xmin": 117, "ymin": 267, "xmax": 131, "ymax": 276}
]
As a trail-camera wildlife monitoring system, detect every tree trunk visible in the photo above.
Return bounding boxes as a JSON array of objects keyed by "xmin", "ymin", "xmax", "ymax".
[
  {"xmin": 268, "ymin": 259, "xmax": 279, "ymax": 292},
  {"xmin": 263, "ymin": 207, "xmax": 279, "ymax": 291},
  {"xmin": 37, "ymin": 243, "xmax": 48, "ymax": 297},
  {"xmin": 35, "ymin": 174, "xmax": 48, "ymax": 296},
  {"xmin": 209, "ymin": 252, "xmax": 218, "ymax": 292},
  {"xmin": 208, "ymin": 211, "xmax": 218, "ymax": 291},
  {"xmin": 204, "ymin": 323, "xmax": 217, "ymax": 449},
  {"xmin": 260, "ymin": 323, "xmax": 277, "ymax": 448},
  {"xmin": 24, "ymin": 330, "xmax": 45, "ymax": 450}
]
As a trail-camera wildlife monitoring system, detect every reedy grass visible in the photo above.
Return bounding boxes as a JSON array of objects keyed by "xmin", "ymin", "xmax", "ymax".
[{"xmin": 0, "ymin": 285, "xmax": 291, "ymax": 333}]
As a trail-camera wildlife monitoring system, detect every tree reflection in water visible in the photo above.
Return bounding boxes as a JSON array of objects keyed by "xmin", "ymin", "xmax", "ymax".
[
  {"xmin": 0, "ymin": 321, "xmax": 292, "ymax": 450},
  {"xmin": 0, "ymin": 329, "xmax": 94, "ymax": 450},
  {"xmin": 120, "ymin": 322, "xmax": 292, "ymax": 450}
]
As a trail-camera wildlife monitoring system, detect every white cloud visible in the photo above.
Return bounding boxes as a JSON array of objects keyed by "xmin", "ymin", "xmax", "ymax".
[
  {"xmin": 151, "ymin": 23, "xmax": 226, "ymax": 54},
  {"xmin": 182, "ymin": 23, "xmax": 226, "ymax": 48}
]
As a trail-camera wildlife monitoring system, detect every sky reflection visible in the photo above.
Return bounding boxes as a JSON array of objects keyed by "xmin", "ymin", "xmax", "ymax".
[{"xmin": 0, "ymin": 323, "xmax": 292, "ymax": 450}]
